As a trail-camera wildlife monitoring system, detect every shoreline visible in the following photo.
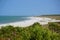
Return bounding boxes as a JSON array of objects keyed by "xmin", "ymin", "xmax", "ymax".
[{"xmin": 0, "ymin": 17, "xmax": 60, "ymax": 27}]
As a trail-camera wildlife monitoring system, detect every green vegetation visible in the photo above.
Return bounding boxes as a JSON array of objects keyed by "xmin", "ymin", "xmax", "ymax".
[
  {"xmin": 0, "ymin": 22, "xmax": 60, "ymax": 40},
  {"xmin": 38, "ymin": 15, "xmax": 60, "ymax": 20},
  {"xmin": 48, "ymin": 22, "xmax": 60, "ymax": 33},
  {"xmin": 43, "ymin": 16, "xmax": 60, "ymax": 20}
]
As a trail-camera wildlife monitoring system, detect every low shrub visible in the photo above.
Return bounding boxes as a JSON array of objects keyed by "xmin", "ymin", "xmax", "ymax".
[
  {"xmin": 48, "ymin": 22, "xmax": 60, "ymax": 33},
  {"xmin": 0, "ymin": 22, "xmax": 60, "ymax": 40}
]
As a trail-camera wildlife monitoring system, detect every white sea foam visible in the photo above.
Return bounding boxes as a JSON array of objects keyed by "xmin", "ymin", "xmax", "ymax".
[{"xmin": 0, "ymin": 17, "xmax": 60, "ymax": 27}]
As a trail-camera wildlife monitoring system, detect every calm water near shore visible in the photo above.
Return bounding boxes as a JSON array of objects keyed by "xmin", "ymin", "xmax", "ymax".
[{"xmin": 0, "ymin": 16, "xmax": 30, "ymax": 24}]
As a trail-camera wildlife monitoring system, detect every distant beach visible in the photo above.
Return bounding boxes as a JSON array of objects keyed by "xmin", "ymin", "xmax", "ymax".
[{"xmin": 0, "ymin": 16, "xmax": 60, "ymax": 27}]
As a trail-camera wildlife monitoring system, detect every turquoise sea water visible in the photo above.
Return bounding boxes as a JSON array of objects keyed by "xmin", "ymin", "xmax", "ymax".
[{"xmin": 0, "ymin": 16, "xmax": 30, "ymax": 24}]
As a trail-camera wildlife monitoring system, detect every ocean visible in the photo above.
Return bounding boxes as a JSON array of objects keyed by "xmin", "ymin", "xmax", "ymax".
[{"xmin": 0, "ymin": 16, "xmax": 30, "ymax": 24}]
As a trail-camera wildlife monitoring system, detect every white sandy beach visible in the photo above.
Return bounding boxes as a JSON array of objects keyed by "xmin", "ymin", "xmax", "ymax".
[{"xmin": 0, "ymin": 17, "xmax": 60, "ymax": 27}]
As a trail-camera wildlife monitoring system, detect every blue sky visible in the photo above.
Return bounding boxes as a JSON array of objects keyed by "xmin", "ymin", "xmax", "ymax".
[{"xmin": 0, "ymin": 0, "xmax": 60, "ymax": 16}]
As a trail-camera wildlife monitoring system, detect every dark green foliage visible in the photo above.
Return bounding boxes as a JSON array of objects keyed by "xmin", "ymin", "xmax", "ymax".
[
  {"xmin": 48, "ymin": 22, "xmax": 60, "ymax": 33},
  {"xmin": 0, "ymin": 22, "xmax": 60, "ymax": 40}
]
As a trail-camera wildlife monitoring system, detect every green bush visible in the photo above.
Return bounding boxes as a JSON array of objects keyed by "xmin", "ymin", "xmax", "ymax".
[
  {"xmin": 0, "ymin": 22, "xmax": 60, "ymax": 40},
  {"xmin": 48, "ymin": 22, "xmax": 60, "ymax": 33}
]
